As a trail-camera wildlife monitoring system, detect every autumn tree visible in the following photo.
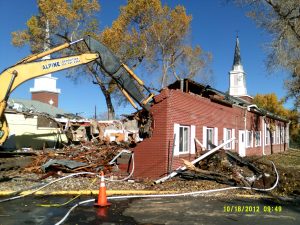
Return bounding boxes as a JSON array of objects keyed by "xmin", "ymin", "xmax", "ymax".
[
  {"xmin": 232, "ymin": 0, "xmax": 300, "ymax": 109},
  {"xmin": 11, "ymin": 0, "xmax": 119, "ymax": 120},
  {"xmin": 101, "ymin": 0, "xmax": 212, "ymax": 89},
  {"xmin": 253, "ymin": 93, "xmax": 300, "ymax": 146}
]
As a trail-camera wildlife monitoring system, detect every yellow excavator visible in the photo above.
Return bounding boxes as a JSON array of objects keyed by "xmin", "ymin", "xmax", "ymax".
[{"xmin": 0, "ymin": 37, "xmax": 154, "ymax": 145}]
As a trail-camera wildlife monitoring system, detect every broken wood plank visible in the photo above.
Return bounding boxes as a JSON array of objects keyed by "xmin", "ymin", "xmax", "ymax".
[
  {"xmin": 225, "ymin": 151, "xmax": 262, "ymax": 174},
  {"xmin": 154, "ymin": 137, "xmax": 236, "ymax": 184},
  {"xmin": 194, "ymin": 137, "xmax": 206, "ymax": 151}
]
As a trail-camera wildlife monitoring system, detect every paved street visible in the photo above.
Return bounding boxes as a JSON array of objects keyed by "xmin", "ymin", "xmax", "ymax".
[
  {"xmin": 0, "ymin": 195, "xmax": 299, "ymax": 224},
  {"xmin": 124, "ymin": 196, "xmax": 300, "ymax": 225}
]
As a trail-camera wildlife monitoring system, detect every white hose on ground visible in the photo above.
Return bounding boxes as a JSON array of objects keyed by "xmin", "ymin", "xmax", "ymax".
[
  {"xmin": 0, "ymin": 154, "xmax": 135, "ymax": 203},
  {"xmin": 105, "ymin": 153, "xmax": 135, "ymax": 182},
  {"xmin": 55, "ymin": 161, "xmax": 279, "ymax": 225},
  {"xmin": 0, "ymin": 172, "xmax": 99, "ymax": 203}
]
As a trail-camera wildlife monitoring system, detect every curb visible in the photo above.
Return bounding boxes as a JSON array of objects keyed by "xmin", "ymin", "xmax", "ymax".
[
  {"xmin": 0, "ymin": 189, "xmax": 279, "ymax": 199},
  {"xmin": 0, "ymin": 190, "xmax": 178, "ymax": 196}
]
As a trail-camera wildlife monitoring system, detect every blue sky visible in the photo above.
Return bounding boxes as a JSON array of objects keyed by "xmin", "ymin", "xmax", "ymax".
[{"xmin": 0, "ymin": 0, "xmax": 292, "ymax": 118}]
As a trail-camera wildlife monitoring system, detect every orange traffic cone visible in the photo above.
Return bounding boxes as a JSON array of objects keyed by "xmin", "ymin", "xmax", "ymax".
[{"xmin": 94, "ymin": 171, "xmax": 111, "ymax": 207}]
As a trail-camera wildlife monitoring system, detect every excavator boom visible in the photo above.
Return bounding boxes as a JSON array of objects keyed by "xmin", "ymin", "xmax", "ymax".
[{"xmin": 0, "ymin": 37, "xmax": 153, "ymax": 146}]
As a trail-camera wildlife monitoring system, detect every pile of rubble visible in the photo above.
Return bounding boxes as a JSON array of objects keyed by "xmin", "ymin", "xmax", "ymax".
[
  {"xmin": 178, "ymin": 150, "xmax": 276, "ymax": 189},
  {"xmin": 24, "ymin": 142, "xmax": 131, "ymax": 175}
]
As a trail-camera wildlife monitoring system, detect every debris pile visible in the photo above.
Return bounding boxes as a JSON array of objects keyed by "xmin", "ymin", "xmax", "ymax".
[
  {"xmin": 178, "ymin": 149, "xmax": 276, "ymax": 189},
  {"xmin": 24, "ymin": 142, "xmax": 131, "ymax": 175}
]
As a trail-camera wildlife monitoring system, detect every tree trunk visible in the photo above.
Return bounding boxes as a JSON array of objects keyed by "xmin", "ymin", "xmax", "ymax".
[{"xmin": 94, "ymin": 75, "xmax": 115, "ymax": 120}]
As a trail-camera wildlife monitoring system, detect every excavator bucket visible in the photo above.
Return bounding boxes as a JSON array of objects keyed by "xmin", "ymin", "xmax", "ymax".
[{"xmin": 84, "ymin": 36, "xmax": 153, "ymax": 111}]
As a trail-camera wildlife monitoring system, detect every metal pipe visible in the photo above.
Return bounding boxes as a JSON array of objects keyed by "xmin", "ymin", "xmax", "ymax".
[
  {"xmin": 180, "ymin": 79, "xmax": 184, "ymax": 92},
  {"xmin": 122, "ymin": 63, "xmax": 144, "ymax": 86},
  {"xmin": 120, "ymin": 89, "xmax": 138, "ymax": 109},
  {"xmin": 70, "ymin": 38, "xmax": 84, "ymax": 45}
]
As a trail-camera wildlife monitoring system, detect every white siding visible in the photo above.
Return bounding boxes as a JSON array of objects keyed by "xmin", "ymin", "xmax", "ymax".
[
  {"xmin": 190, "ymin": 125, "xmax": 196, "ymax": 154},
  {"xmin": 173, "ymin": 123, "xmax": 180, "ymax": 156}
]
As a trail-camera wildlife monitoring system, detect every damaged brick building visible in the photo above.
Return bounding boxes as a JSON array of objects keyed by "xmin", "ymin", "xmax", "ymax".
[{"xmin": 132, "ymin": 37, "xmax": 290, "ymax": 179}]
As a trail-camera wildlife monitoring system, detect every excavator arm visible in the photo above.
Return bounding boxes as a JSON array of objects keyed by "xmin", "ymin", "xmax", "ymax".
[
  {"xmin": 0, "ymin": 37, "xmax": 153, "ymax": 145},
  {"xmin": 0, "ymin": 41, "xmax": 99, "ymax": 145}
]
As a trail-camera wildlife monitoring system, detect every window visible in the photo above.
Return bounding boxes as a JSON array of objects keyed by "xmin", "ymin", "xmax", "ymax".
[
  {"xmin": 179, "ymin": 126, "xmax": 189, "ymax": 153},
  {"xmin": 203, "ymin": 126, "xmax": 218, "ymax": 150},
  {"xmin": 174, "ymin": 124, "xmax": 195, "ymax": 155},
  {"xmin": 206, "ymin": 128, "xmax": 214, "ymax": 150},
  {"xmin": 224, "ymin": 128, "xmax": 233, "ymax": 149},
  {"xmin": 265, "ymin": 124, "xmax": 270, "ymax": 145},
  {"xmin": 246, "ymin": 130, "xmax": 253, "ymax": 148},
  {"xmin": 276, "ymin": 125, "xmax": 280, "ymax": 144},
  {"xmin": 255, "ymin": 131, "xmax": 261, "ymax": 147},
  {"xmin": 280, "ymin": 126, "xmax": 284, "ymax": 144}
]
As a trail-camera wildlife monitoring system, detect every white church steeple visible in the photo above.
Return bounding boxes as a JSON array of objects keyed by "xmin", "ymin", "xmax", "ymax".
[
  {"xmin": 229, "ymin": 36, "xmax": 247, "ymax": 97},
  {"xmin": 29, "ymin": 20, "xmax": 61, "ymax": 107}
]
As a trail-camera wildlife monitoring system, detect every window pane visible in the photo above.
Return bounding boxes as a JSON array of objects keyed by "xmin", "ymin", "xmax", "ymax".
[
  {"xmin": 179, "ymin": 126, "xmax": 189, "ymax": 153},
  {"xmin": 207, "ymin": 128, "xmax": 214, "ymax": 150},
  {"xmin": 184, "ymin": 127, "xmax": 189, "ymax": 152},
  {"xmin": 225, "ymin": 129, "xmax": 231, "ymax": 148},
  {"xmin": 179, "ymin": 127, "xmax": 183, "ymax": 152}
]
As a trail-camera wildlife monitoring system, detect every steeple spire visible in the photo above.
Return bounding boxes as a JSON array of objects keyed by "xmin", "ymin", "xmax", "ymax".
[
  {"xmin": 233, "ymin": 36, "xmax": 241, "ymax": 67},
  {"xmin": 229, "ymin": 35, "xmax": 247, "ymax": 97}
]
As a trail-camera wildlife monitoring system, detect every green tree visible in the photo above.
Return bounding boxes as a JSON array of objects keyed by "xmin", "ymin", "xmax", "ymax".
[
  {"xmin": 232, "ymin": 0, "xmax": 300, "ymax": 109},
  {"xmin": 101, "ymin": 0, "xmax": 212, "ymax": 89},
  {"xmin": 11, "ymin": 0, "xmax": 119, "ymax": 120}
]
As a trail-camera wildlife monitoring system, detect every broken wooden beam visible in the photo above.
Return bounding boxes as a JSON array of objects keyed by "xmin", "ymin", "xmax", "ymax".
[{"xmin": 154, "ymin": 137, "xmax": 236, "ymax": 184}]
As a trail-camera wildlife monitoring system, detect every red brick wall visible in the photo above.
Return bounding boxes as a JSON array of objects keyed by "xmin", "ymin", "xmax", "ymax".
[
  {"xmin": 32, "ymin": 92, "xmax": 59, "ymax": 107},
  {"xmin": 133, "ymin": 89, "xmax": 170, "ymax": 178},
  {"xmin": 133, "ymin": 89, "xmax": 288, "ymax": 179}
]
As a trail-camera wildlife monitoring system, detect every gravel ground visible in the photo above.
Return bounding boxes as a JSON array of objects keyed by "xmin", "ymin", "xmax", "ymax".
[
  {"xmin": 0, "ymin": 169, "xmax": 258, "ymax": 199},
  {"xmin": 2, "ymin": 149, "xmax": 299, "ymax": 197}
]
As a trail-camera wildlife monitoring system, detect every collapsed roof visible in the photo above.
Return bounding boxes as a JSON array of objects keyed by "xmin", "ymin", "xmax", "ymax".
[{"xmin": 166, "ymin": 79, "xmax": 289, "ymax": 123}]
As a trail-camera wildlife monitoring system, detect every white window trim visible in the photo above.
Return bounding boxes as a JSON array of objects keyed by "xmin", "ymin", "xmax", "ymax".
[
  {"xmin": 179, "ymin": 125, "xmax": 190, "ymax": 153},
  {"xmin": 232, "ymin": 129, "xmax": 235, "ymax": 150},
  {"xmin": 265, "ymin": 123, "xmax": 270, "ymax": 146},
  {"xmin": 203, "ymin": 126, "xmax": 218, "ymax": 150},
  {"xmin": 174, "ymin": 123, "xmax": 195, "ymax": 156},
  {"xmin": 246, "ymin": 130, "xmax": 253, "ymax": 148},
  {"xmin": 190, "ymin": 125, "xmax": 196, "ymax": 154},
  {"xmin": 223, "ymin": 128, "xmax": 232, "ymax": 149},
  {"xmin": 276, "ymin": 125, "xmax": 280, "ymax": 144},
  {"xmin": 203, "ymin": 126, "xmax": 207, "ymax": 148},
  {"xmin": 214, "ymin": 127, "xmax": 218, "ymax": 147}
]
